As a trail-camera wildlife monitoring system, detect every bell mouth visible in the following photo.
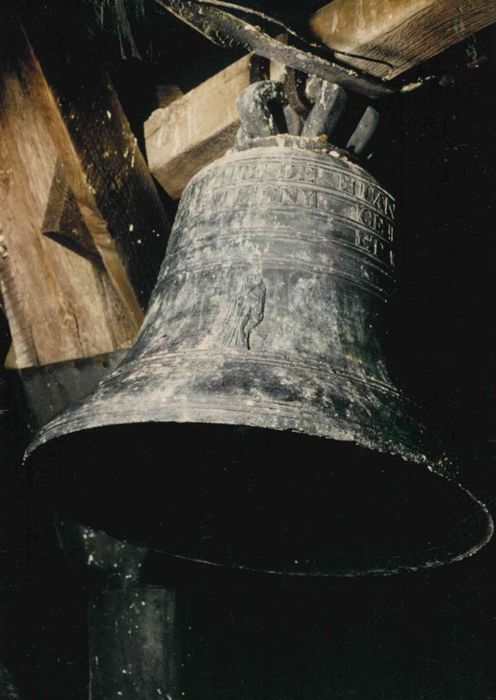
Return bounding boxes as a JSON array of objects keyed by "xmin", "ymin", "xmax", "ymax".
[{"xmin": 28, "ymin": 423, "xmax": 492, "ymax": 577}]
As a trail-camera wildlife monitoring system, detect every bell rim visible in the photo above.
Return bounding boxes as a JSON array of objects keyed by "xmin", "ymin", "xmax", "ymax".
[
  {"xmin": 25, "ymin": 416, "xmax": 495, "ymax": 577},
  {"xmin": 26, "ymin": 385, "xmax": 435, "ymax": 474},
  {"xmin": 25, "ymin": 345, "xmax": 434, "ymax": 451},
  {"xmin": 24, "ymin": 373, "xmax": 494, "ymax": 578},
  {"xmin": 155, "ymin": 481, "xmax": 494, "ymax": 579}
]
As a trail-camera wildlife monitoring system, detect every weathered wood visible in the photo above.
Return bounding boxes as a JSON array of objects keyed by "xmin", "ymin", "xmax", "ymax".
[
  {"xmin": 42, "ymin": 160, "xmax": 101, "ymax": 263},
  {"xmin": 154, "ymin": 0, "xmax": 392, "ymax": 98},
  {"xmin": 309, "ymin": 0, "xmax": 496, "ymax": 79},
  {"xmin": 0, "ymin": 22, "xmax": 169, "ymax": 368},
  {"xmin": 33, "ymin": 45, "xmax": 170, "ymax": 311},
  {"xmin": 156, "ymin": 84, "xmax": 184, "ymax": 108},
  {"xmin": 24, "ymin": 10, "xmax": 172, "ymax": 310},
  {"xmin": 146, "ymin": 54, "xmax": 254, "ymax": 199},
  {"xmin": 146, "ymin": 1, "xmax": 496, "ymax": 200},
  {"xmin": 0, "ymin": 33, "xmax": 137, "ymax": 368}
]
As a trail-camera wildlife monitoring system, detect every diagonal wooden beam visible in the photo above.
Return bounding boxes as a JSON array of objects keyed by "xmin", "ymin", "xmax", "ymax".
[
  {"xmin": 309, "ymin": 0, "xmax": 496, "ymax": 80},
  {"xmin": 0, "ymin": 20, "xmax": 170, "ymax": 368}
]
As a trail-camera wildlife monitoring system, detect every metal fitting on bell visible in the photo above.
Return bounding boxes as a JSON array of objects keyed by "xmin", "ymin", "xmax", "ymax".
[{"xmin": 25, "ymin": 79, "xmax": 493, "ymax": 576}]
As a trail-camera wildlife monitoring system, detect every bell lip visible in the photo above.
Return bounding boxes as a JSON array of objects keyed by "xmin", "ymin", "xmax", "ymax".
[
  {"xmin": 26, "ymin": 398, "xmax": 428, "ymax": 468},
  {"xmin": 24, "ymin": 346, "xmax": 444, "ymax": 472},
  {"xmin": 23, "ymin": 350, "xmax": 492, "ymax": 579},
  {"xmin": 48, "ymin": 481, "xmax": 494, "ymax": 580},
  {"xmin": 25, "ymin": 411, "xmax": 494, "ymax": 578},
  {"xmin": 143, "ymin": 482, "xmax": 494, "ymax": 579}
]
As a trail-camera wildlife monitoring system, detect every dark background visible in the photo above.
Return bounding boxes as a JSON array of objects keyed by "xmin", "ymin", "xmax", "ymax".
[{"xmin": 2, "ymin": 2, "xmax": 496, "ymax": 697}]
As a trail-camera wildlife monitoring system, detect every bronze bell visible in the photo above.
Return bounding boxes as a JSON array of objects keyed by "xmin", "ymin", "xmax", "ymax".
[{"xmin": 26, "ymin": 80, "xmax": 492, "ymax": 576}]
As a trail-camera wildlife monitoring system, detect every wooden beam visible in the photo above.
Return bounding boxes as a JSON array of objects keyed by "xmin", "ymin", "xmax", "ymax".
[
  {"xmin": 25, "ymin": 22, "xmax": 170, "ymax": 312},
  {"xmin": 146, "ymin": 1, "xmax": 496, "ymax": 200},
  {"xmin": 145, "ymin": 53, "xmax": 281, "ymax": 200},
  {"xmin": 0, "ymin": 22, "xmax": 169, "ymax": 368},
  {"xmin": 145, "ymin": 54, "xmax": 255, "ymax": 200},
  {"xmin": 0, "ymin": 55, "xmax": 137, "ymax": 368},
  {"xmin": 309, "ymin": 0, "xmax": 496, "ymax": 80}
]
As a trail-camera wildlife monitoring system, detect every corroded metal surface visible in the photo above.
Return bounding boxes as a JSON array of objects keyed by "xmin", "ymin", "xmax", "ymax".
[
  {"xmin": 32, "ymin": 145, "xmax": 415, "ymax": 456},
  {"xmin": 26, "ymin": 82, "xmax": 493, "ymax": 576}
]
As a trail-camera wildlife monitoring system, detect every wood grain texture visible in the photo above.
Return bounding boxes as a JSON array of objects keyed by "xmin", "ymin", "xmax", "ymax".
[
  {"xmin": 309, "ymin": 0, "xmax": 496, "ymax": 79},
  {"xmin": 0, "ymin": 33, "xmax": 127, "ymax": 367},
  {"xmin": 0, "ymin": 23, "xmax": 170, "ymax": 368},
  {"xmin": 24, "ymin": 21, "xmax": 171, "ymax": 313},
  {"xmin": 146, "ymin": 1, "xmax": 496, "ymax": 201},
  {"xmin": 145, "ymin": 54, "xmax": 253, "ymax": 199},
  {"xmin": 0, "ymin": 59, "xmax": 127, "ymax": 367}
]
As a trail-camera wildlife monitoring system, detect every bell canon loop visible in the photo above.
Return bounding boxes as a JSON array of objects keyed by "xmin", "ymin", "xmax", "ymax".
[{"xmin": 26, "ymin": 80, "xmax": 493, "ymax": 576}]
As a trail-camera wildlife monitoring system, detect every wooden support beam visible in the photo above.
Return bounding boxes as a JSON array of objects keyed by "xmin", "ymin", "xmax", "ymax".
[
  {"xmin": 145, "ymin": 52, "xmax": 285, "ymax": 199},
  {"xmin": 0, "ymin": 22, "xmax": 169, "ymax": 368},
  {"xmin": 145, "ymin": 54, "xmax": 255, "ymax": 200},
  {"xmin": 309, "ymin": 0, "xmax": 496, "ymax": 80},
  {"xmin": 146, "ymin": 1, "xmax": 496, "ymax": 200}
]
